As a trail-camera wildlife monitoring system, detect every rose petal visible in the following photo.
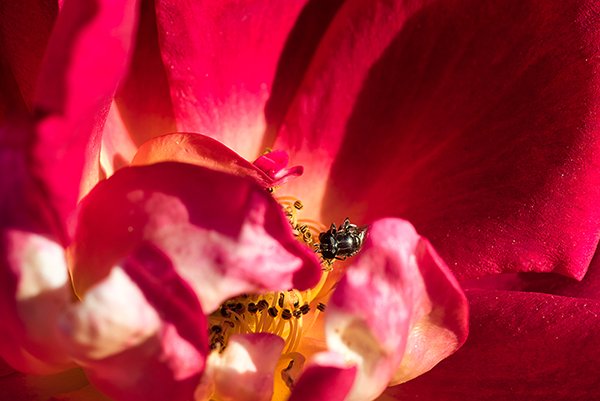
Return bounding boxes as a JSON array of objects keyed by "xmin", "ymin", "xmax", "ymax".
[
  {"xmin": 154, "ymin": 0, "xmax": 310, "ymax": 158},
  {"xmin": 31, "ymin": 0, "xmax": 139, "ymax": 236},
  {"xmin": 0, "ymin": 0, "xmax": 57, "ymax": 110},
  {"xmin": 131, "ymin": 132, "xmax": 275, "ymax": 187},
  {"xmin": 0, "ymin": 366, "xmax": 91, "ymax": 401},
  {"xmin": 288, "ymin": 351, "xmax": 356, "ymax": 401},
  {"xmin": 60, "ymin": 243, "xmax": 207, "ymax": 401},
  {"xmin": 0, "ymin": 230, "xmax": 73, "ymax": 374},
  {"xmin": 326, "ymin": 218, "xmax": 468, "ymax": 400},
  {"xmin": 274, "ymin": 0, "xmax": 600, "ymax": 280},
  {"xmin": 72, "ymin": 162, "xmax": 321, "ymax": 313},
  {"xmin": 197, "ymin": 334, "xmax": 284, "ymax": 401},
  {"xmin": 386, "ymin": 289, "xmax": 600, "ymax": 401}
]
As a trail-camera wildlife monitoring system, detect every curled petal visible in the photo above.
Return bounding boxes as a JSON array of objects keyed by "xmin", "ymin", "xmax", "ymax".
[
  {"xmin": 197, "ymin": 334, "xmax": 284, "ymax": 401},
  {"xmin": 288, "ymin": 351, "xmax": 356, "ymax": 401},
  {"xmin": 326, "ymin": 218, "xmax": 468, "ymax": 400},
  {"xmin": 72, "ymin": 162, "xmax": 321, "ymax": 313},
  {"xmin": 132, "ymin": 133, "xmax": 275, "ymax": 187},
  {"xmin": 253, "ymin": 150, "xmax": 303, "ymax": 186},
  {"xmin": 60, "ymin": 244, "xmax": 207, "ymax": 401}
]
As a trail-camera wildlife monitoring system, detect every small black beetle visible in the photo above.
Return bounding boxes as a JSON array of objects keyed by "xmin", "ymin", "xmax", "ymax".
[{"xmin": 317, "ymin": 218, "xmax": 367, "ymax": 260}]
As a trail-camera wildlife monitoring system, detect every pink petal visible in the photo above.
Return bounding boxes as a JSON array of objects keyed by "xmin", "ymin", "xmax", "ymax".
[
  {"xmin": 386, "ymin": 289, "xmax": 600, "ymax": 401},
  {"xmin": 60, "ymin": 243, "xmax": 207, "ymax": 401},
  {"xmin": 198, "ymin": 334, "xmax": 284, "ymax": 401},
  {"xmin": 273, "ymin": 0, "xmax": 600, "ymax": 280},
  {"xmin": 71, "ymin": 162, "xmax": 321, "ymax": 313},
  {"xmin": 326, "ymin": 218, "xmax": 468, "ymax": 400},
  {"xmin": 31, "ymin": 0, "xmax": 139, "ymax": 237},
  {"xmin": 288, "ymin": 351, "xmax": 356, "ymax": 401},
  {"xmin": 153, "ymin": 0, "xmax": 310, "ymax": 159},
  {"xmin": 131, "ymin": 132, "xmax": 276, "ymax": 187}
]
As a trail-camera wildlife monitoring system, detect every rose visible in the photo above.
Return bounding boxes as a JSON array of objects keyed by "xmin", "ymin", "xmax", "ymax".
[{"xmin": 2, "ymin": 1, "xmax": 600, "ymax": 401}]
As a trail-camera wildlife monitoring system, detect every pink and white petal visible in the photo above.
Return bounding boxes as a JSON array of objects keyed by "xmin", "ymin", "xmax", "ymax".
[
  {"xmin": 326, "ymin": 218, "xmax": 468, "ymax": 400},
  {"xmin": 288, "ymin": 351, "xmax": 356, "ymax": 401},
  {"xmin": 154, "ymin": 0, "xmax": 310, "ymax": 159},
  {"xmin": 275, "ymin": 0, "xmax": 600, "ymax": 280},
  {"xmin": 385, "ymin": 289, "xmax": 600, "ymax": 401},
  {"xmin": 60, "ymin": 243, "xmax": 207, "ymax": 401},
  {"xmin": 32, "ymin": 0, "xmax": 140, "ymax": 236},
  {"xmin": 197, "ymin": 334, "xmax": 284, "ymax": 401},
  {"xmin": 131, "ymin": 133, "xmax": 275, "ymax": 187},
  {"xmin": 71, "ymin": 162, "xmax": 321, "ymax": 313},
  {"xmin": 0, "ymin": 230, "xmax": 73, "ymax": 374}
]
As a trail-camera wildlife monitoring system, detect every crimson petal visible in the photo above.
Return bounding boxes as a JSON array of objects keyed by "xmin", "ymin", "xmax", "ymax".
[
  {"xmin": 274, "ymin": 0, "xmax": 600, "ymax": 281},
  {"xmin": 384, "ymin": 289, "xmax": 600, "ymax": 401}
]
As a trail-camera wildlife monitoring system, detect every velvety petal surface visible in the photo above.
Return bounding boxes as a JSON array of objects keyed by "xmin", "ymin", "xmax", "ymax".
[
  {"xmin": 32, "ymin": 0, "xmax": 139, "ymax": 237},
  {"xmin": 384, "ymin": 289, "xmax": 600, "ymax": 401},
  {"xmin": 0, "ymin": 0, "xmax": 56, "ymax": 112},
  {"xmin": 274, "ymin": 0, "xmax": 600, "ymax": 280},
  {"xmin": 61, "ymin": 244, "xmax": 207, "ymax": 401},
  {"xmin": 71, "ymin": 162, "xmax": 321, "ymax": 313},
  {"xmin": 154, "ymin": 0, "xmax": 311, "ymax": 159},
  {"xmin": 326, "ymin": 218, "xmax": 468, "ymax": 401}
]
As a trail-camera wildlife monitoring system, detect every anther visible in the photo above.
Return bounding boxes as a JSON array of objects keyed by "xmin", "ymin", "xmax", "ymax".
[
  {"xmin": 282, "ymin": 309, "xmax": 293, "ymax": 320},
  {"xmin": 247, "ymin": 302, "xmax": 258, "ymax": 313},
  {"xmin": 300, "ymin": 304, "xmax": 310, "ymax": 315},
  {"xmin": 223, "ymin": 320, "xmax": 235, "ymax": 328},
  {"xmin": 257, "ymin": 300, "xmax": 269, "ymax": 311},
  {"xmin": 293, "ymin": 200, "xmax": 303, "ymax": 210},
  {"xmin": 268, "ymin": 307, "xmax": 279, "ymax": 317},
  {"xmin": 220, "ymin": 306, "xmax": 231, "ymax": 318},
  {"xmin": 293, "ymin": 310, "xmax": 302, "ymax": 319},
  {"xmin": 278, "ymin": 293, "xmax": 285, "ymax": 308},
  {"xmin": 210, "ymin": 325, "xmax": 222, "ymax": 334},
  {"xmin": 317, "ymin": 302, "xmax": 327, "ymax": 312}
]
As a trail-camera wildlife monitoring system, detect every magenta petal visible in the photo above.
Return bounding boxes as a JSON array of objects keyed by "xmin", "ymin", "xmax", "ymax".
[
  {"xmin": 154, "ymin": 0, "xmax": 310, "ymax": 158},
  {"xmin": 61, "ymin": 244, "xmax": 207, "ymax": 401},
  {"xmin": 253, "ymin": 150, "xmax": 303, "ymax": 186},
  {"xmin": 31, "ymin": 0, "xmax": 139, "ymax": 236},
  {"xmin": 326, "ymin": 218, "xmax": 468, "ymax": 400},
  {"xmin": 386, "ymin": 289, "xmax": 600, "ymax": 401},
  {"xmin": 288, "ymin": 352, "xmax": 356, "ymax": 401},
  {"xmin": 72, "ymin": 162, "xmax": 321, "ymax": 313},
  {"xmin": 275, "ymin": 0, "xmax": 600, "ymax": 281}
]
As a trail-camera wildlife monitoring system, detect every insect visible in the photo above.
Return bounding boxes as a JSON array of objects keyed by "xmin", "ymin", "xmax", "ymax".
[{"xmin": 317, "ymin": 218, "xmax": 367, "ymax": 260}]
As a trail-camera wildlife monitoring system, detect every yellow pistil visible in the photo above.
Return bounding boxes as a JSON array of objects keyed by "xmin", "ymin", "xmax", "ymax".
[{"xmin": 206, "ymin": 195, "xmax": 340, "ymax": 397}]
